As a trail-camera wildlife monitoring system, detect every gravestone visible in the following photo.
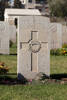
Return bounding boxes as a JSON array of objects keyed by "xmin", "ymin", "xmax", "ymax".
[
  {"xmin": 0, "ymin": 21, "xmax": 9, "ymax": 54},
  {"xmin": 49, "ymin": 23, "xmax": 62, "ymax": 49},
  {"xmin": 62, "ymin": 25, "xmax": 67, "ymax": 44},
  {"xmin": 9, "ymin": 25, "xmax": 16, "ymax": 43},
  {"xmin": 18, "ymin": 15, "xmax": 50, "ymax": 80}
]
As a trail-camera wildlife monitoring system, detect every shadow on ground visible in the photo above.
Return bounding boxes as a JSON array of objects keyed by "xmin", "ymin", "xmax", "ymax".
[
  {"xmin": 0, "ymin": 73, "xmax": 67, "ymax": 85},
  {"xmin": 50, "ymin": 73, "xmax": 67, "ymax": 80},
  {"xmin": 0, "ymin": 73, "xmax": 27, "ymax": 85},
  {"xmin": 10, "ymin": 54, "xmax": 17, "ymax": 56}
]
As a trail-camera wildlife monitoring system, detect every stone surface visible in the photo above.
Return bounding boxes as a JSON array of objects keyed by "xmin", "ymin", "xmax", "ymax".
[
  {"xmin": 62, "ymin": 25, "xmax": 67, "ymax": 44},
  {"xmin": 0, "ymin": 21, "xmax": 9, "ymax": 54},
  {"xmin": 4, "ymin": 9, "xmax": 41, "ymax": 22},
  {"xmin": 49, "ymin": 23, "xmax": 62, "ymax": 49},
  {"xmin": 17, "ymin": 16, "xmax": 50, "ymax": 80},
  {"xmin": 4, "ymin": 9, "xmax": 41, "ymax": 27},
  {"xmin": 5, "ymin": 9, "xmax": 41, "ymax": 16},
  {"xmin": 9, "ymin": 25, "xmax": 16, "ymax": 43}
]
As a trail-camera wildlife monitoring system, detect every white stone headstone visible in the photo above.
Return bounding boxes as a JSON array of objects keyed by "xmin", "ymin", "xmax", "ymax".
[
  {"xmin": 0, "ymin": 21, "xmax": 9, "ymax": 54},
  {"xmin": 62, "ymin": 25, "xmax": 67, "ymax": 44},
  {"xmin": 17, "ymin": 16, "xmax": 50, "ymax": 80},
  {"xmin": 49, "ymin": 23, "xmax": 62, "ymax": 49},
  {"xmin": 9, "ymin": 25, "xmax": 16, "ymax": 43}
]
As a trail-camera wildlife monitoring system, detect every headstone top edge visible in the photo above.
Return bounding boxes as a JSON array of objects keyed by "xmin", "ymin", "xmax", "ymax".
[{"xmin": 5, "ymin": 9, "xmax": 41, "ymax": 16}]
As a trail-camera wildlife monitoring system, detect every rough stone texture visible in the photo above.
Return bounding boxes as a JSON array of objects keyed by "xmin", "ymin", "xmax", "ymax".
[
  {"xmin": 49, "ymin": 23, "xmax": 62, "ymax": 49},
  {"xmin": 17, "ymin": 16, "xmax": 50, "ymax": 80},
  {"xmin": 62, "ymin": 25, "xmax": 67, "ymax": 44},
  {"xmin": 0, "ymin": 21, "xmax": 9, "ymax": 54},
  {"xmin": 9, "ymin": 25, "xmax": 16, "ymax": 43}
]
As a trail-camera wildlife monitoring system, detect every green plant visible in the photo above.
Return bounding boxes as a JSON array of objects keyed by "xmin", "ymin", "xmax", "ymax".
[
  {"xmin": 62, "ymin": 43, "xmax": 67, "ymax": 48},
  {"xmin": 0, "ymin": 65, "xmax": 9, "ymax": 74},
  {"xmin": 50, "ymin": 48, "xmax": 67, "ymax": 56},
  {"xmin": 50, "ymin": 49, "xmax": 61, "ymax": 55},
  {"xmin": 0, "ymin": 62, "xmax": 9, "ymax": 74},
  {"xmin": 48, "ymin": 0, "xmax": 67, "ymax": 17}
]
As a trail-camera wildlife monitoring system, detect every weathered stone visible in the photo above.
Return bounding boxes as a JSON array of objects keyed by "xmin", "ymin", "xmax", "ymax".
[
  {"xmin": 4, "ymin": 9, "xmax": 41, "ymax": 25},
  {"xmin": 9, "ymin": 25, "xmax": 16, "ymax": 43},
  {"xmin": 0, "ymin": 21, "xmax": 9, "ymax": 54},
  {"xmin": 17, "ymin": 15, "xmax": 50, "ymax": 80},
  {"xmin": 49, "ymin": 23, "xmax": 62, "ymax": 49},
  {"xmin": 62, "ymin": 25, "xmax": 67, "ymax": 44}
]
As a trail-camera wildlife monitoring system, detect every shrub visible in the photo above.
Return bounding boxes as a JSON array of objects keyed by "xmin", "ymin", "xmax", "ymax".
[
  {"xmin": 50, "ymin": 48, "xmax": 67, "ymax": 56},
  {"xmin": 62, "ymin": 43, "xmax": 67, "ymax": 48},
  {"xmin": 62, "ymin": 48, "xmax": 67, "ymax": 56},
  {"xmin": 50, "ymin": 49, "xmax": 61, "ymax": 55},
  {"xmin": 48, "ymin": 0, "xmax": 67, "ymax": 17},
  {"xmin": 0, "ymin": 62, "xmax": 9, "ymax": 74}
]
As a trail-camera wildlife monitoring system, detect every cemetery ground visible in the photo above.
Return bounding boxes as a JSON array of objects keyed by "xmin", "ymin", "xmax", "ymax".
[{"xmin": 0, "ymin": 44, "xmax": 67, "ymax": 100}]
